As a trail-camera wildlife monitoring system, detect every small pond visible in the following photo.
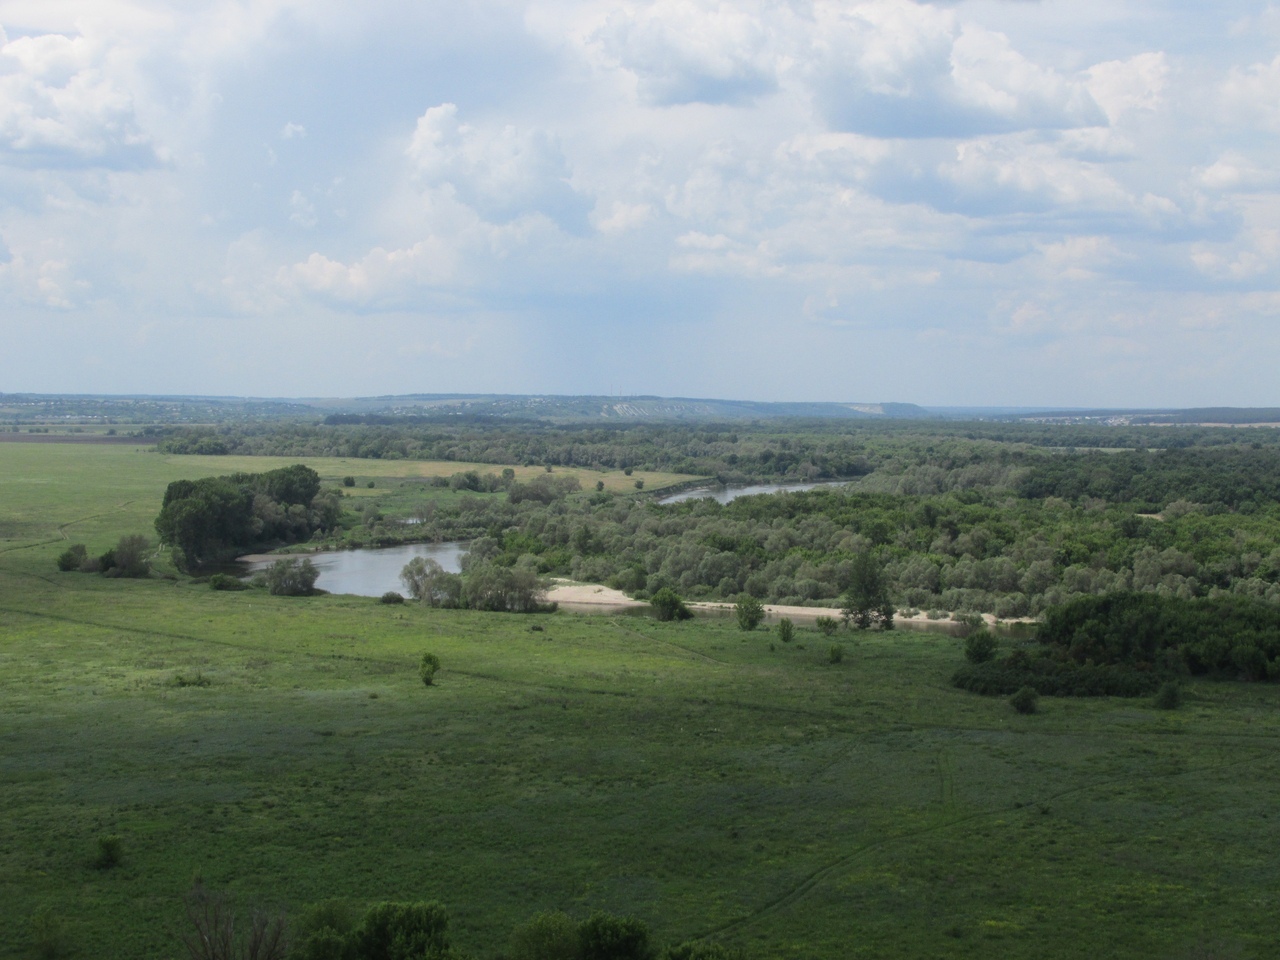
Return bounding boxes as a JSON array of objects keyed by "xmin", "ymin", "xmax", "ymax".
[
  {"xmin": 242, "ymin": 541, "xmax": 467, "ymax": 598},
  {"xmin": 655, "ymin": 481, "xmax": 845, "ymax": 505}
]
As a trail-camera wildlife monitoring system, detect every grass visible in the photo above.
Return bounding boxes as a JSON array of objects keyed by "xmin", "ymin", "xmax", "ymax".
[{"xmin": 2, "ymin": 445, "xmax": 1280, "ymax": 958}]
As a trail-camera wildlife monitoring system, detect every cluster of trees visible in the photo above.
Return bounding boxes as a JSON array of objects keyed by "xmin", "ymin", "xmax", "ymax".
[
  {"xmin": 398, "ymin": 478, "xmax": 1280, "ymax": 617},
  {"xmin": 154, "ymin": 465, "xmax": 341, "ymax": 570},
  {"xmin": 400, "ymin": 557, "xmax": 553, "ymax": 613},
  {"xmin": 953, "ymin": 591, "xmax": 1280, "ymax": 698},
  {"xmin": 180, "ymin": 885, "xmax": 737, "ymax": 960},
  {"xmin": 57, "ymin": 535, "xmax": 152, "ymax": 578}
]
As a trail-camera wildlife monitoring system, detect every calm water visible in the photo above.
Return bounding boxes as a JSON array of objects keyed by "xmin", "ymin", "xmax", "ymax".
[
  {"xmin": 242, "ymin": 541, "xmax": 467, "ymax": 597},
  {"xmin": 656, "ymin": 481, "xmax": 843, "ymax": 505}
]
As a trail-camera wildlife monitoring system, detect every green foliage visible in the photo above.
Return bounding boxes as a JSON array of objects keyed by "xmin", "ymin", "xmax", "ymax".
[
  {"xmin": 634, "ymin": 479, "xmax": 644, "ymax": 490},
  {"xmin": 841, "ymin": 551, "xmax": 893, "ymax": 630},
  {"xmin": 953, "ymin": 657, "xmax": 1159, "ymax": 698},
  {"xmin": 1154, "ymin": 681, "xmax": 1183, "ymax": 710},
  {"xmin": 265, "ymin": 558, "xmax": 320, "ymax": 596},
  {"xmin": 1010, "ymin": 686, "xmax": 1039, "ymax": 714},
  {"xmin": 777, "ymin": 617, "xmax": 794, "ymax": 644},
  {"xmin": 596, "ymin": 480, "xmax": 605, "ymax": 492},
  {"xmin": 662, "ymin": 942, "xmax": 743, "ymax": 960},
  {"xmin": 420, "ymin": 653, "xmax": 441, "ymax": 686},
  {"xmin": 351, "ymin": 901, "xmax": 450, "ymax": 960},
  {"xmin": 650, "ymin": 587, "xmax": 691, "ymax": 622},
  {"xmin": 380, "ymin": 591, "xmax": 405, "ymax": 604},
  {"xmin": 367, "ymin": 481, "xmax": 375, "ymax": 488},
  {"xmin": 963, "ymin": 630, "xmax": 997, "ymax": 664},
  {"xmin": 55, "ymin": 543, "xmax": 87, "ymax": 572},
  {"xmin": 814, "ymin": 616, "xmax": 838, "ymax": 637},
  {"xmin": 734, "ymin": 594, "xmax": 764, "ymax": 631},
  {"xmin": 343, "ymin": 476, "xmax": 356, "ymax": 487},
  {"xmin": 509, "ymin": 474, "xmax": 581, "ymax": 505},
  {"xmin": 104, "ymin": 534, "xmax": 151, "ymax": 578},
  {"xmin": 292, "ymin": 901, "xmax": 357, "ymax": 960},
  {"xmin": 508, "ymin": 911, "xmax": 580, "ymax": 960},
  {"xmin": 828, "ymin": 643, "xmax": 843, "ymax": 664},
  {"xmin": 577, "ymin": 913, "xmax": 653, "ymax": 960},
  {"xmin": 401, "ymin": 558, "xmax": 463, "ymax": 608},
  {"xmin": 92, "ymin": 834, "xmax": 122, "ymax": 869},
  {"xmin": 1037, "ymin": 592, "xmax": 1280, "ymax": 679},
  {"xmin": 29, "ymin": 905, "xmax": 67, "ymax": 960},
  {"xmin": 209, "ymin": 573, "xmax": 249, "ymax": 591},
  {"xmin": 462, "ymin": 563, "xmax": 550, "ymax": 613}
]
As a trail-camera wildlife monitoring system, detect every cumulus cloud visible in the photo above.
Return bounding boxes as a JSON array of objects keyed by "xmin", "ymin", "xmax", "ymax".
[
  {"xmin": 588, "ymin": 0, "xmax": 781, "ymax": 105},
  {"xmin": 406, "ymin": 103, "xmax": 590, "ymax": 231},
  {"xmin": 0, "ymin": 25, "xmax": 160, "ymax": 168},
  {"xmin": 808, "ymin": 2, "xmax": 1105, "ymax": 138}
]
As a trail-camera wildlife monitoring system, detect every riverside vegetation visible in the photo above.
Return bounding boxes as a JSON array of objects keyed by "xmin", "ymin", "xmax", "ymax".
[{"xmin": 3, "ymin": 427, "xmax": 1280, "ymax": 958}]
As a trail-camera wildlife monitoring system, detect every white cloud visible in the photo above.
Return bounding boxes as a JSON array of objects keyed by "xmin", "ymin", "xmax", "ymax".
[
  {"xmin": 0, "ymin": 25, "xmax": 160, "ymax": 167},
  {"xmin": 406, "ymin": 103, "xmax": 590, "ymax": 230}
]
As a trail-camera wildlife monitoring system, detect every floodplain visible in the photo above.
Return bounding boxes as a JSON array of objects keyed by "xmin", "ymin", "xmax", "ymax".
[{"xmin": 2, "ymin": 442, "xmax": 1279, "ymax": 958}]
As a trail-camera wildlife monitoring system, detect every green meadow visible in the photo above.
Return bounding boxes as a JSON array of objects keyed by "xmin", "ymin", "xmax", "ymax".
[{"xmin": 2, "ymin": 443, "xmax": 1279, "ymax": 958}]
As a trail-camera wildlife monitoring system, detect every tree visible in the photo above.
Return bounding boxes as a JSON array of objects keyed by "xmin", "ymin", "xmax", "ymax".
[
  {"xmin": 401, "ymin": 557, "xmax": 462, "ymax": 607},
  {"xmin": 841, "ymin": 551, "xmax": 892, "ymax": 630},
  {"xmin": 107, "ymin": 534, "xmax": 151, "ymax": 578},
  {"xmin": 650, "ymin": 587, "xmax": 691, "ymax": 622},
  {"xmin": 509, "ymin": 911, "xmax": 580, "ymax": 960},
  {"xmin": 351, "ymin": 901, "xmax": 450, "ymax": 960},
  {"xmin": 56, "ymin": 543, "xmax": 87, "ymax": 572},
  {"xmin": 265, "ymin": 558, "xmax": 320, "ymax": 596},
  {"xmin": 577, "ymin": 913, "xmax": 653, "ymax": 960},
  {"xmin": 776, "ymin": 617, "xmax": 794, "ymax": 643},
  {"xmin": 734, "ymin": 594, "xmax": 764, "ymax": 631}
]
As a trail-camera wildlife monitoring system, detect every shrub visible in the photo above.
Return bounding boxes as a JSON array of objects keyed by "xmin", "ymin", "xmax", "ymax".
[
  {"xmin": 366, "ymin": 481, "xmax": 375, "ymax": 488},
  {"xmin": 342, "ymin": 476, "xmax": 356, "ymax": 487},
  {"xmin": 56, "ymin": 544, "xmax": 87, "ymax": 572},
  {"xmin": 380, "ymin": 591, "xmax": 405, "ymax": 604},
  {"xmin": 577, "ymin": 912, "xmax": 654, "ymax": 960},
  {"xmin": 634, "ymin": 479, "xmax": 644, "ymax": 490},
  {"xmin": 828, "ymin": 643, "xmax": 843, "ymax": 664},
  {"xmin": 181, "ymin": 881, "xmax": 287, "ymax": 960},
  {"xmin": 663, "ymin": 942, "xmax": 744, "ymax": 960},
  {"xmin": 814, "ymin": 616, "xmax": 838, "ymax": 637},
  {"xmin": 105, "ymin": 534, "xmax": 151, "ymax": 577},
  {"xmin": 964, "ymin": 630, "xmax": 997, "ymax": 664},
  {"xmin": 351, "ymin": 901, "xmax": 450, "ymax": 960},
  {"xmin": 777, "ymin": 618, "xmax": 794, "ymax": 644},
  {"xmin": 93, "ymin": 834, "xmax": 122, "ymax": 870},
  {"xmin": 596, "ymin": 480, "xmax": 605, "ymax": 492},
  {"xmin": 1153, "ymin": 681, "xmax": 1183, "ymax": 710},
  {"xmin": 623, "ymin": 467, "xmax": 633, "ymax": 476},
  {"xmin": 735, "ymin": 595, "xmax": 764, "ymax": 631},
  {"xmin": 292, "ymin": 901, "xmax": 356, "ymax": 960},
  {"xmin": 509, "ymin": 911, "xmax": 580, "ymax": 960},
  {"xmin": 209, "ymin": 573, "xmax": 249, "ymax": 591},
  {"xmin": 1010, "ymin": 686, "xmax": 1039, "ymax": 714},
  {"xmin": 650, "ymin": 587, "xmax": 691, "ymax": 622},
  {"xmin": 29, "ymin": 905, "xmax": 67, "ymax": 960},
  {"xmin": 420, "ymin": 653, "xmax": 440, "ymax": 686},
  {"xmin": 953, "ymin": 656, "xmax": 1159, "ymax": 698},
  {"xmin": 265, "ymin": 558, "xmax": 320, "ymax": 596}
]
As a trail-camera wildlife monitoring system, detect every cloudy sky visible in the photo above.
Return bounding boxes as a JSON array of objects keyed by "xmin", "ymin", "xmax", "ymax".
[{"xmin": 1, "ymin": 0, "xmax": 1278, "ymax": 406}]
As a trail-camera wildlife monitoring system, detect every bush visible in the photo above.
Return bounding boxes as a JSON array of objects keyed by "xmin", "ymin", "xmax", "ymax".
[
  {"xmin": 104, "ymin": 534, "xmax": 150, "ymax": 577},
  {"xmin": 509, "ymin": 911, "xmax": 580, "ymax": 960},
  {"xmin": 663, "ymin": 942, "xmax": 744, "ymax": 960},
  {"xmin": 92, "ymin": 834, "xmax": 122, "ymax": 870},
  {"xmin": 265, "ymin": 558, "xmax": 320, "ymax": 596},
  {"xmin": 420, "ymin": 653, "xmax": 440, "ymax": 686},
  {"xmin": 292, "ymin": 901, "xmax": 356, "ymax": 960},
  {"xmin": 650, "ymin": 587, "xmax": 691, "ymax": 622},
  {"xmin": 828, "ymin": 643, "xmax": 843, "ymax": 664},
  {"xmin": 342, "ymin": 476, "xmax": 356, "ymax": 487},
  {"xmin": 209, "ymin": 573, "xmax": 249, "ymax": 591},
  {"xmin": 777, "ymin": 618, "xmax": 794, "ymax": 644},
  {"xmin": 953, "ymin": 656, "xmax": 1158, "ymax": 698},
  {"xmin": 380, "ymin": 591, "xmax": 405, "ymax": 604},
  {"xmin": 1010, "ymin": 686, "xmax": 1039, "ymax": 714},
  {"xmin": 735, "ymin": 595, "xmax": 764, "ymax": 631},
  {"xmin": 29, "ymin": 905, "xmax": 67, "ymax": 960},
  {"xmin": 56, "ymin": 544, "xmax": 87, "ymax": 572},
  {"xmin": 814, "ymin": 616, "xmax": 838, "ymax": 637},
  {"xmin": 351, "ymin": 901, "xmax": 450, "ymax": 960},
  {"xmin": 1153, "ymin": 681, "xmax": 1183, "ymax": 710},
  {"xmin": 366, "ymin": 481, "xmax": 375, "ymax": 488},
  {"xmin": 964, "ymin": 630, "xmax": 997, "ymax": 664},
  {"xmin": 577, "ymin": 913, "xmax": 654, "ymax": 960},
  {"xmin": 634, "ymin": 479, "xmax": 644, "ymax": 490},
  {"xmin": 596, "ymin": 480, "xmax": 605, "ymax": 492}
]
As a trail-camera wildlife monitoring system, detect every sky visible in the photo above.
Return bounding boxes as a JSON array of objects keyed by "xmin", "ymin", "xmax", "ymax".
[{"xmin": 0, "ymin": 0, "xmax": 1278, "ymax": 407}]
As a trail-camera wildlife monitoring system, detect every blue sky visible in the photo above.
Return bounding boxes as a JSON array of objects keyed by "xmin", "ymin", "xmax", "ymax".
[{"xmin": 1, "ymin": 0, "xmax": 1278, "ymax": 406}]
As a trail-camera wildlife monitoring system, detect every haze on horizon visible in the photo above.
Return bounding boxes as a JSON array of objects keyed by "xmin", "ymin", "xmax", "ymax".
[{"xmin": 0, "ymin": 0, "xmax": 1278, "ymax": 408}]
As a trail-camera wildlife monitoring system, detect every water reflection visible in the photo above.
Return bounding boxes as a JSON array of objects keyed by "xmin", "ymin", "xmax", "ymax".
[{"xmin": 242, "ymin": 541, "xmax": 467, "ymax": 598}]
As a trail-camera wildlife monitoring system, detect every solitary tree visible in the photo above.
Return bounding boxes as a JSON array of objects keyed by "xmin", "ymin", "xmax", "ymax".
[
  {"xmin": 841, "ymin": 551, "xmax": 893, "ymax": 630},
  {"xmin": 735, "ymin": 594, "xmax": 764, "ymax": 631}
]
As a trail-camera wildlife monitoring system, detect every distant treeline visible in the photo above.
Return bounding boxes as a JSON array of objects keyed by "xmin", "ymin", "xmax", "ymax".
[{"xmin": 149, "ymin": 419, "xmax": 1280, "ymax": 478}]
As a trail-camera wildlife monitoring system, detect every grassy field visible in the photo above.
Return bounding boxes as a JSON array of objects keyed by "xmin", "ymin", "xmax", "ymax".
[{"xmin": 2, "ymin": 445, "xmax": 1279, "ymax": 959}]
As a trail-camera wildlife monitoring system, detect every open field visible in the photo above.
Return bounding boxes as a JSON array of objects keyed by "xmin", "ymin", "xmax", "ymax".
[{"xmin": 2, "ymin": 445, "xmax": 1280, "ymax": 958}]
